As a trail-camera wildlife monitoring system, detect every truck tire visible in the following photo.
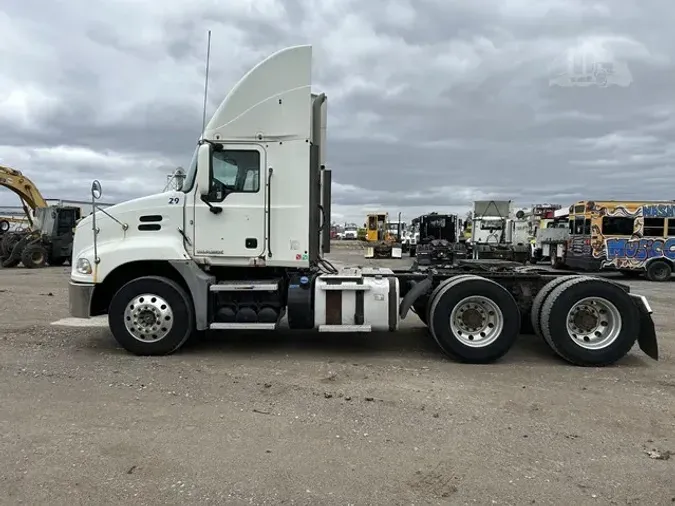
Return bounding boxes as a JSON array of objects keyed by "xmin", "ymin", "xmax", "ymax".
[
  {"xmin": 645, "ymin": 260, "xmax": 671, "ymax": 282},
  {"xmin": 108, "ymin": 275, "xmax": 195, "ymax": 356},
  {"xmin": 1, "ymin": 232, "xmax": 20, "ymax": 257},
  {"xmin": 529, "ymin": 275, "xmax": 577, "ymax": 339},
  {"xmin": 414, "ymin": 275, "xmax": 479, "ymax": 327},
  {"xmin": 425, "ymin": 274, "xmax": 481, "ymax": 326},
  {"xmin": 0, "ymin": 220, "xmax": 9, "ymax": 233},
  {"xmin": 427, "ymin": 276, "xmax": 520, "ymax": 363},
  {"xmin": 540, "ymin": 276, "xmax": 640, "ymax": 366},
  {"xmin": 21, "ymin": 243, "xmax": 48, "ymax": 268}
]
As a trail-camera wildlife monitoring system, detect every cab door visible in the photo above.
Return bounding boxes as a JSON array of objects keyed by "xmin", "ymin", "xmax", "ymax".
[{"xmin": 192, "ymin": 144, "xmax": 266, "ymax": 259}]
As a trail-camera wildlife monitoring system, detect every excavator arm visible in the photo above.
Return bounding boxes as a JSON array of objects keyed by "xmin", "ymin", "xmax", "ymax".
[{"xmin": 0, "ymin": 165, "xmax": 48, "ymax": 227}]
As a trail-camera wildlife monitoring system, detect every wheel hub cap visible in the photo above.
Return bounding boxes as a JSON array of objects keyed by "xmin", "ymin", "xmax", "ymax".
[
  {"xmin": 566, "ymin": 297, "xmax": 621, "ymax": 350},
  {"xmin": 461, "ymin": 308, "xmax": 483, "ymax": 328},
  {"xmin": 123, "ymin": 293, "xmax": 174, "ymax": 343},
  {"xmin": 449, "ymin": 296, "xmax": 504, "ymax": 348}
]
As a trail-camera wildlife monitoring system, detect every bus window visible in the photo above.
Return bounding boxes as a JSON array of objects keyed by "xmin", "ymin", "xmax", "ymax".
[
  {"xmin": 574, "ymin": 205, "xmax": 585, "ymax": 214},
  {"xmin": 668, "ymin": 218, "xmax": 675, "ymax": 236},
  {"xmin": 574, "ymin": 217, "xmax": 585, "ymax": 235},
  {"xmin": 583, "ymin": 219, "xmax": 591, "ymax": 235},
  {"xmin": 569, "ymin": 219, "xmax": 574, "ymax": 233},
  {"xmin": 602, "ymin": 217, "xmax": 634, "ymax": 236},
  {"xmin": 643, "ymin": 218, "xmax": 665, "ymax": 237}
]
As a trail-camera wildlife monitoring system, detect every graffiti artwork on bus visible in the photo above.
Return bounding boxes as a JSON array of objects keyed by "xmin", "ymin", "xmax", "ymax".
[
  {"xmin": 606, "ymin": 237, "xmax": 675, "ymax": 264},
  {"xmin": 585, "ymin": 201, "xmax": 649, "ymax": 270}
]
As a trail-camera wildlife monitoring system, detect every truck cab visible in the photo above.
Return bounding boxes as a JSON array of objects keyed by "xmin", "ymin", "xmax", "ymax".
[{"xmin": 70, "ymin": 45, "xmax": 334, "ymax": 352}]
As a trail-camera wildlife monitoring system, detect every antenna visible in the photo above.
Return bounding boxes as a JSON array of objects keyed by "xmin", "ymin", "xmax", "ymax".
[{"xmin": 201, "ymin": 30, "xmax": 212, "ymax": 136}]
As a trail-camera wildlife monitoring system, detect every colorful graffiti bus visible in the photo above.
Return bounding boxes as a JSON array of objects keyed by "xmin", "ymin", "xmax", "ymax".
[{"xmin": 565, "ymin": 200, "xmax": 675, "ymax": 281}]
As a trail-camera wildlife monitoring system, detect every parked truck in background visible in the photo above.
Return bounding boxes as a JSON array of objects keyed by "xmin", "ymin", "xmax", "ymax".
[
  {"xmin": 67, "ymin": 45, "xmax": 658, "ymax": 367},
  {"xmin": 343, "ymin": 224, "xmax": 358, "ymax": 240},
  {"xmin": 533, "ymin": 208, "xmax": 570, "ymax": 268},
  {"xmin": 412, "ymin": 213, "xmax": 467, "ymax": 266},
  {"xmin": 471, "ymin": 201, "xmax": 530, "ymax": 263}
]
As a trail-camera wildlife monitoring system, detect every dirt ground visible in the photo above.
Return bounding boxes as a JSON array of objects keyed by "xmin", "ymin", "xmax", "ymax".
[{"xmin": 0, "ymin": 245, "xmax": 674, "ymax": 505}]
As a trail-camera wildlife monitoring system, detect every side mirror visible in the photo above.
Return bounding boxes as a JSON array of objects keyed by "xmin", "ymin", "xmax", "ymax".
[
  {"xmin": 197, "ymin": 142, "xmax": 212, "ymax": 196},
  {"xmin": 91, "ymin": 180, "xmax": 102, "ymax": 200}
]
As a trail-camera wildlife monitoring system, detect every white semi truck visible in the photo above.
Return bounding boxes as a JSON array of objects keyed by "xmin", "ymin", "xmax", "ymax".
[{"xmin": 68, "ymin": 45, "xmax": 659, "ymax": 366}]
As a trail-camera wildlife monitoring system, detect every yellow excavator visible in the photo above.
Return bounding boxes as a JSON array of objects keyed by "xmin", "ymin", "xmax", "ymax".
[
  {"xmin": 364, "ymin": 212, "xmax": 402, "ymax": 259},
  {"xmin": 0, "ymin": 165, "xmax": 81, "ymax": 268}
]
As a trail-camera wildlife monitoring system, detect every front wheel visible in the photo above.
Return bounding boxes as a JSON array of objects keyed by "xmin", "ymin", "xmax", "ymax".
[{"xmin": 108, "ymin": 276, "xmax": 195, "ymax": 355}]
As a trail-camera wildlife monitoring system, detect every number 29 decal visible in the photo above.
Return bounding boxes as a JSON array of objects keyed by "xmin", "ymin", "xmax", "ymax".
[{"xmin": 168, "ymin": 197, "xmax": 180, "ymax": 204}]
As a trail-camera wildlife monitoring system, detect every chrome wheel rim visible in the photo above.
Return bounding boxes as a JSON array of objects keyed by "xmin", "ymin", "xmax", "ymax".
[
  {"xmin": 123, "ymin": 293, "xmax": 174, "ymax": 343},
  {"xmin": 449, "ymin": 296, "xmax": 504, "ymax": 347},
  {"xmin": 565, "ymin": 296, "xmax": 621, "ymax": 350}
]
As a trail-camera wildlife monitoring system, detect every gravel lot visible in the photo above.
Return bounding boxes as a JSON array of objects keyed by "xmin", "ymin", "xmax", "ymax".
[{"xmin": 1, "ymin": 245, "xmax": 674, "ymax": 505}]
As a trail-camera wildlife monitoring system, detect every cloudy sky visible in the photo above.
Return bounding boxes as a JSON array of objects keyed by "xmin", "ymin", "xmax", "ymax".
[{"xmin": 1, "ymin": 0, "xmax": 674, "ymax": 224}]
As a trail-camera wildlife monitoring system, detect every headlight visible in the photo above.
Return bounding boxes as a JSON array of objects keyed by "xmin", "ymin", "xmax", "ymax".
[{"xmin": 76, "ymin": 257, "xmax": 92, "ymax": 274}]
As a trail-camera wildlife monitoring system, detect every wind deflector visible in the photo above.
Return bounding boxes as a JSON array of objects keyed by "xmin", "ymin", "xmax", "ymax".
[
  {"xmin": 321, "ymin": 167, "xmax": 332, "ymax": 254},
  {"xmin": 308, "ymin": 92, "xmax": 327, "ymax": 263},
  {"xmin": 474, "ymin": 200, "xmax": 512, "ymax": 219}
]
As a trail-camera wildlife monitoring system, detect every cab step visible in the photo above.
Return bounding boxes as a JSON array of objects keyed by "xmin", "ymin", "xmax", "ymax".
[
  {"xmin": 209, "ymin": 322, "xmax": 277, "ymax": 330},
  {"xmin": 318, "ymin": 324, "xmax": 372, "ymax": 332},
  {"xmin": 210, "ymin": 279, "xmax": 281, "ymax": 292}
]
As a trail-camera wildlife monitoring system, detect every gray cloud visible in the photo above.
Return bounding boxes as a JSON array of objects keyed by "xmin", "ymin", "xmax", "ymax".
[{"xmin": 0, "ymin": 0, "xmax": 673, "ymax": 224}]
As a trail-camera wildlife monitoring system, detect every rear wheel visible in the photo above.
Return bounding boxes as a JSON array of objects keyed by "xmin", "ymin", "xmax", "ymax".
[
  {"xmin": 645, "ymin": 260, "xmax": 671, "ymax": 282},
  {"xmin": 540, "ymin": 276, "xmax": 639, "ymax": 366},
  {"xmin": 0, "ymin": 220, "xmax": 9, "ymax": 233},
  {"xmin": 427, "ymin": 276, "xmax": 520, "ymax": 363},
  {"xmin": 108, "ymin": 276, "xmax": 195, "ymax": 355},
  {"xmin": 530, "ymin": 275, "xmax": 577, "ymax": 339},
  {"xmin": 21, "ymin": 244, "xmax": 48, "ymax": 268}
]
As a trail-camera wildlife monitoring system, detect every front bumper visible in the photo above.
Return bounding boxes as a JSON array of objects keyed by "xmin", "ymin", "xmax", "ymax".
[{"xmin": 69, "ymin": 281, "xmax": 95, "ymax": 318}]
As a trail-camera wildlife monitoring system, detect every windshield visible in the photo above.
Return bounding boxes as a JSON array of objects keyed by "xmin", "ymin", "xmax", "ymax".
[{"xmin": 480, "ymin": 219, "xmax": 504, "ymax": 230}]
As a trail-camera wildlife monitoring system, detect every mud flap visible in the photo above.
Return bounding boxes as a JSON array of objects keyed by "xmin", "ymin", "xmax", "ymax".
[{"xmin": 630, "ymin": 293, "xmax": 658, "ymax": 360}]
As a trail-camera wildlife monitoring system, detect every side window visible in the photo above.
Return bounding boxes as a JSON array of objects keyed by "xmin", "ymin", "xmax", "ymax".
[
  {"xmin": 583, "ymin": 219, "xmax": 591, "ymax": 235},
  {"xmin": 643, "ymin": 217, "xmax": 665, "ymax": 237},
  {"xmin": 602, "ymin": 217, "xmax": 634, "ymax": 236},
  {"xmin": 208, "ymin": 149, "xmax": 260, "ymax": 201},
  {"xmin": 368, "ymin": 216, "xmax": 376, "ymax": 230},
  {"xmin": 668, "ymin": 218, "xmax": 675, "ymax": 236}
]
